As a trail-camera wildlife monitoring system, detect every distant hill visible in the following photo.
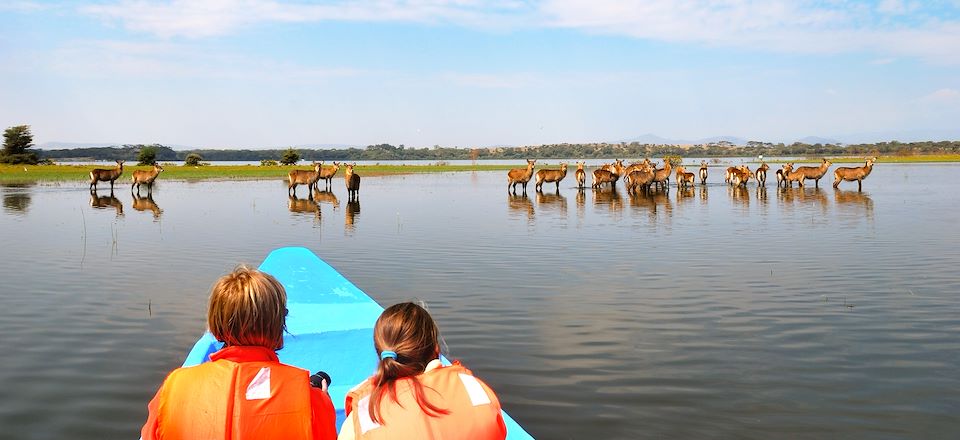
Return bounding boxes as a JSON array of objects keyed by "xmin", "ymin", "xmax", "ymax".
[
  {"xmin": 795, "ymin": 136, "xmax": 841, "ymax": 145},
  {"xmin": 38, "ymin": 141, "xmax": 194, "ymax": 150},
  {"xmin": 39, "ymin": 141, "xmax": 362, "ymax": 151},
  {"xmin": 833, "ymin": 129, "xmax": 960, "ymax": 144},
  {"xmin": 697, "ymin": 135, "xmax": 748, "ymax": 145},
  {"xmin": 38, "ymin": 141, "xmax": 121, "ymax": 150},
  {"xmin": 621, "ymin": 133, "xmax": 682, "ymax": 144},
  {"xmin": 292, "ymin": 143, "xmax": 359, "ymax": 149},
  {"xmin": 621, "ymin": 134, "xmax": 747, "ymax": 146}
]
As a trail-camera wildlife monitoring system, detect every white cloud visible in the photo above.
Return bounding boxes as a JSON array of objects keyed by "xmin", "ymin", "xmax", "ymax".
[
  {"xmin": 80, "ymin": 0, "xmax": 529, "ymax": 38},
  {"xmin": 538, "ymin": 0, "xmax": 960, "ymax": 63},
  {"xmin": 919, "ymin": 88, "xmax": 960, "ymax": 104},
  {"xmin": 48, "ymin": 39, "xmax": 363, "ymax": 81},
  {"xmin": 0, "ymin": 1, "xmax": 52, "ymax": 12},
  {"xmin": 439, "ymin": 72, "xmax": 540, "ymax": 89},
  {"xmin": 877, "ymin": 0, "xmax": 919, "ymax": 15},
  {"xmin": 78, "ymin": 0, "xmax": 960, "ymax": 64}
]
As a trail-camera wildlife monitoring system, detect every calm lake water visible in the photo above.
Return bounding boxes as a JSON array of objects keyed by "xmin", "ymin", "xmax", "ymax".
[{"xmin": 1, "ymin": 163, "xmax": 958, "ymax": 439}]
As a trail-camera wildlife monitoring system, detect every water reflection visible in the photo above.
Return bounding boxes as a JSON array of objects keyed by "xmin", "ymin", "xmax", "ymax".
[
  {"xmin": 1, "ymin": 183, "xmax": 34, "ymax": 214},
  {"xmin": 312, "ymin": 189, "xmax": 340, "ymax": 211},
  {"xmin": 675, "ymin": 186, "xmax": 695, "ymax": 204},
  {"xmin": 288, "ymin": 194, "xmax": 321, "ymax": 220},
  {"xmin": 535, "ymin": 190, "xmax": 567, "ymax": 217},
  {"xmin": 627, "ymin": 189, "xmax": 675, "ymax": 224},
  {"xmin": 131, "ymin": 193, "xmax": 163, "ymax": 220},
  {"xmin": 3, "ymin": 169, "xmax": 960, "ymax": 440},
  {"xmin": 345, "ymin": 199, "xmax": 360, "ymax": 232},
  {"xmin": 699, "ymin": 185, "xmax": 709, "ymax": 204},
  {"xmin": 729, "ymin": 185, "xmax": 750, "ymax": 209},
  {"xmin": 756, "ymin": 185, "xmax": 770, "ymax": 217},
  {"xmin": 778, "ymin": 187, "xmax": 830, "ymax": 216},
  {"xmin": 89, "ymin": 191, "xmax": 124, "ymax": 217},
  {"xmin": 834, "ymin": 189, "xmax": 874, "ymax": 220},
  {"xmin": 575, "ymin": 189, "xmax": 585, "ymax": 221},
  {"xmin": 592, "ymin": 188, "xmax": 623, "ymax": 217},
  {"xmin": 628, "ymin": 190, "xmax": 658, "ymax": 220},
  {"xmin": 799, "ymin": 187, "xmax": 829, "ymax": 216},
  {"xmin": 649, "ymin": 189, "xmax": 672, "ymax": 219},
  {"xmin": 507, "ymin": 193, "xmax": 534, "ymax": 222}
]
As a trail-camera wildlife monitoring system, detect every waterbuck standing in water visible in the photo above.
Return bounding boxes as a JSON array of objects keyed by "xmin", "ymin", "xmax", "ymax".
[{"xmin": 833, "ymin": 157, "xmax": 877, "ymax": 191}]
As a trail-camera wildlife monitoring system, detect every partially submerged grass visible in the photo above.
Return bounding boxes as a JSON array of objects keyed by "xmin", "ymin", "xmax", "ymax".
[{"xmin": 0, "ymin": 163, "xmax": 519, "ymax": 183}]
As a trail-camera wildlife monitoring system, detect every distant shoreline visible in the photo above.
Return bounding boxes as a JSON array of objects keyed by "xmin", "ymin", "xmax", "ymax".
[{"xmin": 2, "ymin": 155, "xmax": 958, "ymax": 183}]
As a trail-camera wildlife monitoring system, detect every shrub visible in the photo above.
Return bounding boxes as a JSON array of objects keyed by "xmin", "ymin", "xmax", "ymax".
[
  {"xmin": 2, "ymin": 125, "xmax": 39, "ymax": 165},
  {"xmin": 1, "ymin": 153, "xmax": 40, "ymax": 164},
  {"xmin": 184, "ymin": 153, "xmax": 203, "ymax": 166},
  {"xmin": 280, "ymin": 148, "xmax": 300, "ymax": 165},
  {"xmin": 260, "ymin": 159, "xmax": 279, "ymax": 167},
  {"xmin": 137, "ymin": 146, "xmax": 157, "ymax": 165}
]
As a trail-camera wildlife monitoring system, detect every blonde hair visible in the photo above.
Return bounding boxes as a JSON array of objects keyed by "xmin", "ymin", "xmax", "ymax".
[{"xmin": 207, "ymin": 265, "xmax": 287, "ymax": 350}]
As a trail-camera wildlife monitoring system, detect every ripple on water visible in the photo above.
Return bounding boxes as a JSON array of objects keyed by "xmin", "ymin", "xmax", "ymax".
[{"xmin": 1, "ymin": 166, "xmax": 959, "ymax": 439}]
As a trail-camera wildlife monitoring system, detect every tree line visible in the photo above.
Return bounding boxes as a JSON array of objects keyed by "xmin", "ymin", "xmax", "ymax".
[{"xmin": 33, "ymin": 140, "xmax": 960, "ymax": 163}]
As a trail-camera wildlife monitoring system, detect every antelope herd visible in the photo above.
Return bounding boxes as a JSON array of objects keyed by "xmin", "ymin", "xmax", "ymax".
[
  {"xmin": 83, "ymin": 159, "xmax": 355, "ymax": 221},
  {"xmin": 506, "ymin": 156, "xmax": 879, "ymax": 195},
  {"xmin": 80, "ymin": 155, "xmax": 879, "ymax": 223}
]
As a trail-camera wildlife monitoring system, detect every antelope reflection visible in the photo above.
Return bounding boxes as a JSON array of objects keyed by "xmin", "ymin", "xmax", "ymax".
[
  {"xmin": 675, "ymin": 186, "xmax": 695, "ymax": 204},
  {"xmin": 288, "ymin": 194, "xmax": 320, "ymax": 220},
  {"xmin": 592, "ymin": 187, "xmax": 623, "ymax": 214},
  {"xmin": 313, "ymin": 189, "xmax": 340, "ymax": 211},
  {"xmin": 576, "ymin": 189, "xmax": 586, "ymax": 221},
  {"xmin": 629, "ymin": 188, "xmax": 672, "ymax": 220},
  {"xmin": 778, "ymin": 187, "xmax": 829, "ymax": 215},
  {"xmin": 132, "ymin": 193, "xmax": 163, "ymax": 220},
  {"xmin": 757, "ymin": 186, "xmax": 768, "ymax": 203},
  {"xmin": 536, "ymin": 190, "xmax": 567, "ymax": 216},
  {"xmin": 507, "ymin": 193, "xmax": 534, "ymax": 221},
  {"xmin": 90, "ymin": 190, "xmax": 124, "ymax": 217},
  {"xmin": 834, "ymin": 189, "xmax": 874, "ymax": 220},
  {"xmin": 628, "ymin": 190, "xmax": 658, "ymax": 220},
  {"xmin": 728, "ymin": 184, "xmax": 750, "ymax": 208},
  {"xmin": 345, "ymin": 199, "xmax": 360, "ymax": 231}
]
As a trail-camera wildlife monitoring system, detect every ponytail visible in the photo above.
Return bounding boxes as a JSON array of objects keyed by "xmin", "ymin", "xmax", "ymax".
[{"xmin": 368, "ymin": 303, "xmax": 451, "ymax": 425}]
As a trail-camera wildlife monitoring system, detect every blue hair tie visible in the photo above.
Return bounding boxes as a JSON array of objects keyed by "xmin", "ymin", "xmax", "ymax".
[{"xmin": 380, "ymin": 350, "xmax": 397, "ymax": 360}]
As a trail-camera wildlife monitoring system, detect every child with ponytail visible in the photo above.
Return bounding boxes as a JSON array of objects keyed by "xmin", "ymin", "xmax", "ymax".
[{"xmin": 339, "ymin": 302, "xmax": 507, "ymax": 439}]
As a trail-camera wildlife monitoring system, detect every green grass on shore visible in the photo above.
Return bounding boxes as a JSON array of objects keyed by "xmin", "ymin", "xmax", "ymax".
[
  {"xmin": 0, "ymin": 163, "xmax": 520, "ymax": 183},
  {"xmin": 766, "ymin": 154, "xmax": 960, "ymax": 164},
  {"xmin": 2, "ymin": 155, "xmax": 959, "ymax": 183}
]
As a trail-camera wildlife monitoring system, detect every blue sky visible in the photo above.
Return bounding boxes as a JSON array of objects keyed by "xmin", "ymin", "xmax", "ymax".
[{"xmin": 1, "ymin": 0, "xmax": 959, "ymax": 148}]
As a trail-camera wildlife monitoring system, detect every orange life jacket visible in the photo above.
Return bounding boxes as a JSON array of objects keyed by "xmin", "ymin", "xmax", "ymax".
[
  {"xmin": 142, "ymin": 345, "xmax": 336, "ymax": 440},
  {"xmin": 345, "ymin": 362, "xmax": 507, "ymax": 440}
]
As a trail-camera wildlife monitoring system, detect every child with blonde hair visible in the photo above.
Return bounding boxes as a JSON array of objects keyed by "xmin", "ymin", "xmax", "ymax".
[{"xmin": 142, "ymin": 265, "xmax": 337, "ymax": 440}]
